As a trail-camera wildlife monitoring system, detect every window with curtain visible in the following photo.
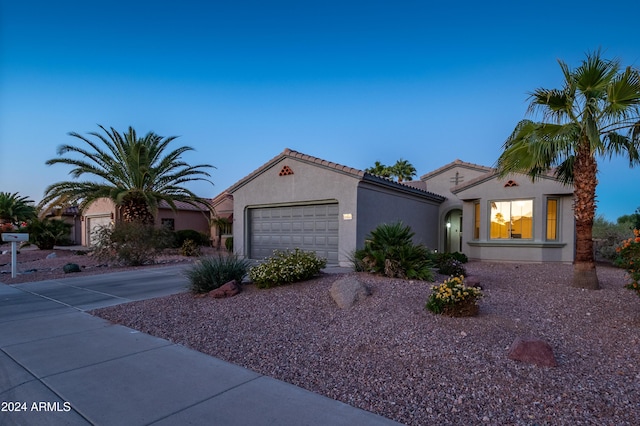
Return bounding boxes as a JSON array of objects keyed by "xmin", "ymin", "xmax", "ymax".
[
  {"xmin": 546, "ymin": 199, "xmax": 558, "ymax": 240},
  {"xmin": 490, "ymin": 200, "xmax": 533, "ymax": 239},
  {"xmin": 474, "ymin": 202, "xmax": 480, "ymax": 239}
]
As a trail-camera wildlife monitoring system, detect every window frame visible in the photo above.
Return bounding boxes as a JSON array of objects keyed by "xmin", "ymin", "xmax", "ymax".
[
  {"xmin": 489, "ymin": 199, "xmax": 534, "ymax": 240},
  {"xmin": 546, "ymin": 198, "xmax": 559, "ymax": 241},
  {"xmin": 473, "ymin": 202, "xmax": 480, "ymax": 240}
]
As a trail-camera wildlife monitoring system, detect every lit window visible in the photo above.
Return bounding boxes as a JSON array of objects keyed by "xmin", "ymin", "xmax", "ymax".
[
  {"xmin": 546, "ymin": 199, "xmax": 558, "ymax": 240},
  {"xmin": 490, "ymin": 200, "xmax": 533, "ymax": 239},
  {"xmin": 474, "ymin": 202, "xmax": 480, "ymax": 240}
]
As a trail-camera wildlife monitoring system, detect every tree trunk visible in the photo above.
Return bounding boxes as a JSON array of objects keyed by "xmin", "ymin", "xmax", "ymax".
[
  {"xmin": 120, "ymin": 196, "xmax": 155, "ymax": 225},
  {"xmin": 571, "ymin": 139, "xmax": 599, "ymax": 289}
]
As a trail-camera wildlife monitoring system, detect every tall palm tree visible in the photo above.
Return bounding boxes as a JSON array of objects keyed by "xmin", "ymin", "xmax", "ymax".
[
  {"xmin": 365, "ymin": 161, "xmax": 392, "ymax": 178},
  {"xmin": 40, "ymin": 125, "xmax": 215, "ymax": 224},
  {"xmin": 496, "ymin": 50, "xmax": 640, "ymax": 289},
  {"xmin": 391, "ymin": 159, "xmax": 417, "ymax": 182},
  {"xmin": 0, "ymin": 192, "xmax": 37, "ymax": 226}
]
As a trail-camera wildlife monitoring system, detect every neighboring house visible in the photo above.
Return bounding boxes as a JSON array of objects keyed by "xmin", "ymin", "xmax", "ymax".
[
  {"xmin": 46, "ymin": 205, "xmax": 82, "ymax": 245},
  {"xmin": 210, "ymin": 191, "xmax": 234, "ymax": 250},
  {"xmin": 219, "ymin": 149, "xmax": 576, "ymax": 266},
  {"xmin": 81, "ymin": 198, "xmax": 211, "ymax": 246}
]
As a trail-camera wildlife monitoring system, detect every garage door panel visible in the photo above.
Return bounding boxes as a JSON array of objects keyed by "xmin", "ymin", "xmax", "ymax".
[{"xmin": 250, "ymin": 204, "xmax": 339, "ymax": 264}]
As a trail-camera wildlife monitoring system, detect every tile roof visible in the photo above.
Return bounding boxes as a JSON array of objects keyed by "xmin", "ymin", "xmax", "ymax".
[
  {"xmin": 226, "ymin": 148, "xmax": 445, "ymax": 201},
  {"xmin": 419, "ymin": 159, "xmax": 493, "ymax": 181},
  {"xmin": 158, "ymin": 199, "xmax": 211, "ymax": 211}
]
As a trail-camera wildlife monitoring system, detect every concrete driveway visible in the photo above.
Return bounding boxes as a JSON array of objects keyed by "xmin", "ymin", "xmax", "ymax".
[{"xmin": 0, "ymin": 265, "xmax": 399, "ymax": 426}]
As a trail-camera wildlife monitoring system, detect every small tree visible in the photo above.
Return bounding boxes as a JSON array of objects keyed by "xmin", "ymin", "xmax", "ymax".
[{"xmin": 0, "ymin": 192, "xmax": 37, "ymax": 226}]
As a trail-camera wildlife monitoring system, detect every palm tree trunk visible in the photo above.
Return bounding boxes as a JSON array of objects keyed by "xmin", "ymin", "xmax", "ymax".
[{"xmin": 572, "ymin": 139, "xmax": 599, "ymax": 289}]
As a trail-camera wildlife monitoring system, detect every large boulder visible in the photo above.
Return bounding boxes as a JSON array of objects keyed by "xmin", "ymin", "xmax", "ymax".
[
  {"xmin": 209, "ymin": 280, "xmax": 241, "ymax": 299},
  {"xmin": 330, "ymin": 275, "xmax": 371, "ymax": 309},
  {"xmin": 508, "ymin": 336, "xmax": 558, "ymax": 367}
]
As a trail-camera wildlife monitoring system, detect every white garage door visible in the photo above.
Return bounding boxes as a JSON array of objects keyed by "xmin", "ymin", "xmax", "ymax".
[
  {"xmin": 87, "ymin": 215, "xmax": 112, "ymax": 246},
  {"xmin": 249, "ymin": 204, "xmax": 339, "ymax": 264}
]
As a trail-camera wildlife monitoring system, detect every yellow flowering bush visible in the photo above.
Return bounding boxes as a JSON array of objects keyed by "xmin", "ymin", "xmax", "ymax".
[
  {"xmin": 426, "ymin": 275, "xmax": 483, "ymax": 317},
  {"xmin": 249, "ymin": 248, "xmax": 327, "ymax": 289},
  {"xmin": 615, "ymin": 229, "xmax": 640, "ymax": 296}
]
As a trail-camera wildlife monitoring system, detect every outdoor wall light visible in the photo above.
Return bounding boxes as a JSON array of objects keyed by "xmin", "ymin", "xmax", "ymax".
[{"xmin": 446, "ymin": 222, "xmax": 451, "ymax": 228}]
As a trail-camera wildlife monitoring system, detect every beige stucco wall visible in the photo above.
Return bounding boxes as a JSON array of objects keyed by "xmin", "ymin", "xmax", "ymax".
[
  {"xmin": 156, "ymin": 208, "xmax": 210, "ymax": 235},
  {"xmin": 455, "ymin": 174, "xmax": 575, "ymax": 263},
  {"xmin": 230, "ymin": 157, "xmax": 361, "ymax": 266}
]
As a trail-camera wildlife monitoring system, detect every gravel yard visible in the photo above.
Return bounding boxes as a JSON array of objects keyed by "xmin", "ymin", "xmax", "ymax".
[{"xmin": 89, "ymin": 262, "xmax": 640, "ymax": 425}]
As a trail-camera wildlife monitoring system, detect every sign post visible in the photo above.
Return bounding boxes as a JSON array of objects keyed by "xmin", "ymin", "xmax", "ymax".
[{"xmin": 1, "ymin": 233, "xmax": 29, "ymax": 278}]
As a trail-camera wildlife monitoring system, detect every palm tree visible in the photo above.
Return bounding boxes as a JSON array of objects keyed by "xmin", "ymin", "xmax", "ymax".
[
  {"xmin": 496, "ymin": 50, "xmax": 640, "ymax": 289},
  {"xmin": 391, "ymin": 159, "xmax": 417, "ymax": 182},
  {"xmin": 365, "ymin": 161, "xmax": 392, "ymax": 178},
  {"xmin": 0, "ymin": 192, "xmax": 37, "ymax": 226},
  {"xmin": 40, "ymin": 125, "xmax": 215, "ymax": 224}
]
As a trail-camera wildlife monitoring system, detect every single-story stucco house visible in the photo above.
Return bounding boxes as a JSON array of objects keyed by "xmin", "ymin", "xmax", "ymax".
[
  {"xmin": 81, "ymin": 198, "xmax": 211, "ymax": 246},
  {"xmin": 222, "ymin": 148, "xmax": 575, "ymax": 266}
]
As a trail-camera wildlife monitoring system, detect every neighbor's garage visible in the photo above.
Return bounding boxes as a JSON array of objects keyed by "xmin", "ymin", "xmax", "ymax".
[
  {"xmin": 249, "ymin": 203, "xmax": 339, "ymax": 264},
  {"xmin": 86, "ymin": 215, "xmax": 111, "ymax": 246}
]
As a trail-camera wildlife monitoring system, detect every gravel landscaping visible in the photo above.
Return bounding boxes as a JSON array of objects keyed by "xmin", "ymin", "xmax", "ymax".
[{"xmin": 89, "ymin": 262, "xmax": 640, "ymax": 425}]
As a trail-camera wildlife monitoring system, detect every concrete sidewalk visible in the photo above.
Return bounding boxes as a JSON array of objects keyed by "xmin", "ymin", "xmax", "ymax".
[{"xmin": 0, "ymin": 266, "xmax": 399, "ymax": 425}]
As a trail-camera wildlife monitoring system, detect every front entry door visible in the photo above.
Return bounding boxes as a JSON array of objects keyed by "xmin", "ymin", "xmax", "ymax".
[{"xmin": 444, "ymin": 209, "xmax": 462, "ymax": 253}]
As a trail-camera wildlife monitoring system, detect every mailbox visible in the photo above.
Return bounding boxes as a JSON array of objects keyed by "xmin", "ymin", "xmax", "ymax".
[{"xmin": 1, "ymin": 233, "xmax": 29, "ymax": 242}]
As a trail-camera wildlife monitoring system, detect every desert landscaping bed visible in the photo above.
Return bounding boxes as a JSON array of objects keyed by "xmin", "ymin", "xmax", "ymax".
[
  {"xmin": 0, "ymin": 247, "xmax": 216, "ymax": 285},
  {"xmin": 85, "ymin": 262, "xmax": 640, "ymax": 425}
]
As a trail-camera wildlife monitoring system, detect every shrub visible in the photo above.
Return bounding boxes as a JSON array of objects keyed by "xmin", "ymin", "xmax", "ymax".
[
  {"xmin": 249, "ymin": 248, "xmax": 327, "ymax": 289},
  {"xmin": 22, "ymin": 218, "xmax": 72, "ymax": 250},
  {"xmin": 173, "ymin": 229, "xmax": 210, "ymax": 248},
  {"xmin": 593, "ymin": 215, "xmax": 635, "ymax": 262},
  {"xmin": 63, "ymin": 263, "xmax": 81, "ymax": 273},
  {"xmin": 180, "ymin": 239, "xmax": 201, "ymax": 257},
  {"xmin": 186, "ymin": 254, "xmax": 252, "ymax": 294},
  {"xmin": 225, "ymin": 236, "xmax": 233, "ymax": 252},
  {"xmin": 353, "ymin": 222, "xmax": 434, "ymax": 281},
  {"xmin": 92, "ymin": 222, "xmax": 174, "ymax": 266},
  {"xmin": 437, "ymin": 256, "xmax": 467, "ymax": 277},
  {"xmin": 615, "ymin": 229, "xmax": 640, "ymax": 296},
  {"xmin": 426, "ymin": 275, "xmax": 483, "ymax": 317}
]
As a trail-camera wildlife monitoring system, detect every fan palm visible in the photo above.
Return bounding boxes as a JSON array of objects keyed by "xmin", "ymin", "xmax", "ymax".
[
  {"xmin": 365, "ymin": 161, "xmax": 392, "ymax": 178},
  {"xmin": 391, "ymin": 159, "xmax": 417, "ymax": 182},
  {"xmin": 496, "ymin": 50, "xmax": 640, "ymax": 289},
  {"xmin": 0, "ymin": 192, "xmax": 37, "ymax": 225},
  {"xmin": 40, "ymin": 125, "xmax": 215, "ymax": 224}
]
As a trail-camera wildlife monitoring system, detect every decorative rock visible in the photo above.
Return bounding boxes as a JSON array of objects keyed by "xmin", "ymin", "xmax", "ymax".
[
  {"xmin": 508, "ymin": 336, "xmax": 558, "ymax": 367},
  {"xmin": 46, "ymin": 252, "xmax": 57, "ymax": 259},
  {"xmin": 209, "ymin": 280, "xmax": 241, "ymax": 298},
  {"xmin": 63, "ymin": 263, "xmax": 81, "ymax": 273},
  {"xmin": 330, "ymin": 275, "xmax": 371, "ymax": 309}
]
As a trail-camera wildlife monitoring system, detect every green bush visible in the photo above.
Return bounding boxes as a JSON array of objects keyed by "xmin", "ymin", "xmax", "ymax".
[
  {"xmin": 180, "ymin": 239, "xmax": 201, "ymax": 257},
  {"xmin": 22, "ymin": 218, "xmax": 72, "ymax": 250},
  {"xmin": 615, "ymin": 229, "xmax": 640, "ymax": 296},
  {"xmin": 173, "ymin": 229, "xmax": 210, "ymax": 248},
  {"xmin": 186, "ymin": 254, "xmax": 252, "ymax": 294},
  {"xmin": 92, "ymin": 222, "xmax": 174, "ymax": 266},
  {"xmin": 225, "ymin": 236, "xmax": 233, "ymax": 252},
  {"xmin": 249, "ymin": 248, "xmax": 327, "ymax": 289},
  {"xmin": 353, "ymin": 222, "xmax": 434, "ymax": 281},
  {"xmin": 430, "ymin": 252, "xmax": 468, "ymax": 276}
]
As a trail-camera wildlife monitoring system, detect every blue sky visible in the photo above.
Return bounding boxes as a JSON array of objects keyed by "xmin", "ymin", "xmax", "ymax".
[{"xmin": 1, "ymin": 1, "xmax": 638, "ymax": 221}]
